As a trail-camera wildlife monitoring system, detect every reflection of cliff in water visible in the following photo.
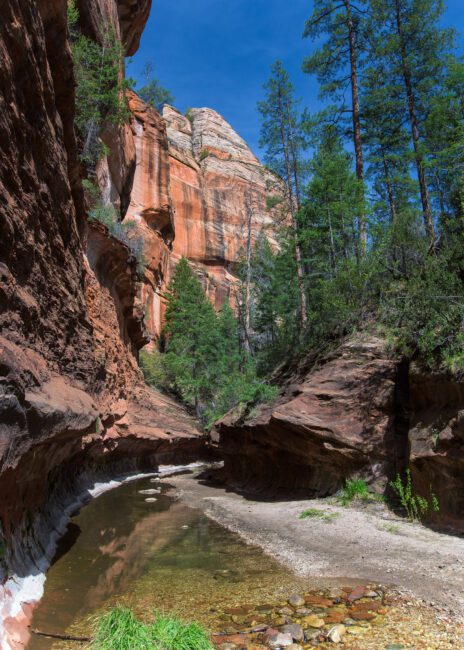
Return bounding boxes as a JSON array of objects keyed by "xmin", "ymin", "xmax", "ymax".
[{"xmin": 28, "ymin": 476, "xmax": 307, "ymax": 649}]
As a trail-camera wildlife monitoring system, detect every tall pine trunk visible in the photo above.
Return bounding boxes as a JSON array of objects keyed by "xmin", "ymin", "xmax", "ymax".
[
  {"xmin": 243, "ymin": 195, "xmax": 253, "ymax": 355},
  {"xmin": 381, "ymin": 147, "xmax": 398, "ymax": 225},
  {"xmin": 394, "ymin": 0, "xmax": 436, "ymax": 247},
  {"xmin": 277, "ymin": 90, "xmax": 308, "ymax": 331},
  {"xmin": 344, "ymin": 0, "xmax": 366, "ymax": 255}
]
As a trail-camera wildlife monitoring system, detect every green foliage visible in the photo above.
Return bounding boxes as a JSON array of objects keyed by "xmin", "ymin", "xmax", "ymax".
[
  {"xmin": 140, "ymin": 349, "xmax": 169, "ymax": 390},
  {"xmin": 141, "ymin": 259, "xmax": 276, "ymax": 428},
  {"xmin": 299, "ymin": 508, "xmax": 339, "ymax": 523},
  {"xmin": 150, "ymin": 612, "xmax": 212, "ymax": 650},
  {"xmin": 138, "ymin": 62, "xmax": 175, "ymax": 110},
  {"xmin": 338, "ymin": 479, "xmax": 371, "ymax": 506},
  {"xmin": 94, "ymin": 608, "xmax": 212, "ymax": 650},
  {"xmin": 265, "ymin": 195, "xmax": 283, "ymax": 211},
  {"xmin": 185, "ymin": 109, "xmax": 194, "ymax": 124},
  {"xmin": 237, "ymin": 233, "xmax": 301, "ymax": 373},
  {"xmin": 94, "ymin": 608, "xmax": 152, "ymax": 649},
  {"xmin": 83, "ymin": 180, "xmax": 146, "ymax": 275},
  {"xmin": 198, "ymin": 149, "xmax": 209, "ymax": 162},
  {"xmin": 68, "ymin": 0, "xmax": 130, "ymax": 168},
  {"xmin": 258, "ymin": 60, "xmax": 307, "ymax": 204},
  {"xmin": 383, "ymin": 523, "xmax": 399, "ymax": 534},
  {"xmin": 390, "ymin": 470, "xmax": 439, "ymax": 522}
]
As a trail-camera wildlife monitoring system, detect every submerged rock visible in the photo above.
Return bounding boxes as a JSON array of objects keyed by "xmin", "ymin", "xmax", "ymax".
[
  {"xmin": 288, "ymin": 595, "xmax": 305, "ymax": 608},
  {"xmin": 327, "ymin": 624, "xmax": 346, "ymax": 643},
  {"xmin": 267, "ymin": 632, "xmax": 294, "ymax": 647},
  {"xmin": 279, "ymin": 623, "xmax": 303, "ymax": 641}
]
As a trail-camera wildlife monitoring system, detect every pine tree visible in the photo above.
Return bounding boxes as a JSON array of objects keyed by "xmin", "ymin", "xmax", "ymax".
[
  {"xmin": 423, "ymin": 57, "xmax": 464, "ymax": 230},
  {"xmin": 361, "ymin": 60, "xmax": 417, "ymax": 227},
  {"xmin": 138, "ymin": 62, "xmax": 175, "ymax": 110},
  {"xmin": 257, "ymin": 61, "xmax": 308, "ymax": 331},
  {"xmin": 68, "ymin": 0, "xmax": 130, "ymax": 167},
  {"xmin": 154, "ymin": 259, "xmax": 275, "ymax": 427},
  {"xmin": 162, "ymin": 258, "xmax": 222, "ymax": 420},
  {"xmin": 299, "ymin": 129, "xmax": 360, "ymax": 277},
  {"xmin": 302, "ymin": 0, "xmax": 368, "ymax": 254},
  {"xmin": 367, "ymin": 0, "xmax": 455, "ymax": 247}
]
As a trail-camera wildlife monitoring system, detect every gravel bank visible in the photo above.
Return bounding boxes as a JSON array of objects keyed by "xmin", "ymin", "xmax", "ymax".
[{"xmin": 167, "ymin": 473, "xmax": 464, "ymax": 619}]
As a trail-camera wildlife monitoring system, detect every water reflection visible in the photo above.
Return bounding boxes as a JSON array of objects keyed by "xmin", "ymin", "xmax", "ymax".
[{"xmin": 29, "ymin": 477, "xmax": 306, "ymax": 649}]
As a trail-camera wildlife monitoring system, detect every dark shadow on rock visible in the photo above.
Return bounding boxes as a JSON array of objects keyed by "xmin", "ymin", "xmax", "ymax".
[{"xmin": 51, "ymin": 522, "xmax": 82, "ymax": 566}]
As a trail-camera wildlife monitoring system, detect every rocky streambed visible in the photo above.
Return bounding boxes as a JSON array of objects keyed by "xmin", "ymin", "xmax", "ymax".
[
  {"xmin": 209, "ymin": 585, "xmax": 461, "ymax": 649},
  {"xmin": 19, "ymin": 468, "xmax": 464, "ymax": 649}
]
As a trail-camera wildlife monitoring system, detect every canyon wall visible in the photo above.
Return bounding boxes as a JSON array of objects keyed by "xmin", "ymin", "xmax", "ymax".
[
  {"xmin": 113, "ymin": 97, "xmax": 283, "ymax": 342},
  {"xmin": 216, "ymin": 337, "xmax": 399, "ymax": 496},
  {"xmin": 0, "ymin": 1, "xmax": 283, "ymax": 641},
  {"xmin": 0, "ymin": 0, "xmax": 205, "ymax": 614},
  {"xmin": 216, "ymin": 335, "xmax": 464, "ymax": 529}
]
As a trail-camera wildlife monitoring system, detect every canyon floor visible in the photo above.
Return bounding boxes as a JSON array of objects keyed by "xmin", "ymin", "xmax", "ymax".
[{"xmin": 168, "ymin": 472, "xmax": 464, "ymax": 620}]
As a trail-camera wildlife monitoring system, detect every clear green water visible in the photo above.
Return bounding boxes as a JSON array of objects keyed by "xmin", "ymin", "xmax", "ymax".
[{"xmin": 28, "ymin": 475, "xmax": 308, "ymax": 649}]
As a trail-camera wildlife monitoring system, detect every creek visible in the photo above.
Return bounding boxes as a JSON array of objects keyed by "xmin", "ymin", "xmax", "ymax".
[{"xmin": 28, "ymin": 473, "xmax": 307, "ymax": 648}]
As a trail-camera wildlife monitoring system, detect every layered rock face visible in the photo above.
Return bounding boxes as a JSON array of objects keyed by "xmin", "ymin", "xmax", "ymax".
[
  {"xmin": 216, "ymin": 336, "xmax": 464, "ymax": 527},
  {"xmin": 409, "ymin": 369, "xmax": 464, "ymax": 528},
  {"xmin": 165, "ymin": 105, "xmax": 281, "ymax": 310},
  {"xmin": 0, "ymin": 0, "xmax": 204, "ymax": 608},
  {"xmin": 216, "ymin": 338, "xmax": 398, "ymax": 496},
  {"xmin": 117, "ymin": 99, "xmax": 283, "ymax": 343}
]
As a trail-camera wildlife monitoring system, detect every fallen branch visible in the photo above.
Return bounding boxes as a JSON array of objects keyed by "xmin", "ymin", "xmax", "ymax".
[{"xmin": 31, "ymin": 628, "xmax": 92, "ymax": 642}]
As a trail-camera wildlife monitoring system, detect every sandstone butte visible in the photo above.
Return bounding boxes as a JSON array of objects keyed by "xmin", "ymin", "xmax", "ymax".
[{"xmin": 2, "ymin": 0, "xmax": 464, "ymax": 646}]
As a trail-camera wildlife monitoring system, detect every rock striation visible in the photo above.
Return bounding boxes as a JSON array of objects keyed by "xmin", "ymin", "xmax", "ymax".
[
  {"xmin": 215, "ymin": 337, "xmax": 398, "ymax": 496},
  {"xmin": 165, "ymin": 105, "xmax": 281, "ymax": 311},
  {"xmin": 408, "ymin": 369, "xmax": 464, "ymax": 528},
  {"xmin": 0, "ymin": 4, "xmax": 206, "ymax": 643},
  {"xmin": 109, "ymin": 98, "xmax": 284, "ymax": 343}
]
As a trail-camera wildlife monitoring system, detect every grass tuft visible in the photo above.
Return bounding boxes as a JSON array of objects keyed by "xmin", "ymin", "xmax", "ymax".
[
  {"xmin": 298, "ymin": 508, "xmax": 339, "ymax": 523},
  {"xmin": 338, "ymin": 478, "xmax": 384, "ymax": 506},
  {"xmin": 94, "ymin": 608, "xmax": 152, "ymax": 649},
  {"xmin": 93, "ymin": 607, "xmax": 213, "ymax": 650}
]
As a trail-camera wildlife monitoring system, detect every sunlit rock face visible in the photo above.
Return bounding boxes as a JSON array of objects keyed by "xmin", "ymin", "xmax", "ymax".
[
  {"xmin": 216, "ymin": 337, "xmax": 398, "ymax": 496},
  {"xmin": 0, "ymin": 4, "xmax": 203, "ymax": 632},
  {"xmin": 164, "ymin": 104, "xmax": 282, "ymax": 312},
  {"xmin": 107, "ymin": 97, "xmax": 284, "ymax": 343}
]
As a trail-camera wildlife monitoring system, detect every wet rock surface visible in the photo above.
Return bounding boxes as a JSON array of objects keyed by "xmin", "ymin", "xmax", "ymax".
[{"xmin": 210, "ymin": 586, "xmax": 463, "ymax": 650}]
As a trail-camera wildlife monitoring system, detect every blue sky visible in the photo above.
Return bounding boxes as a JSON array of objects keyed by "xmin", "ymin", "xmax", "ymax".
[{"xmin": 127, "ymin": 0, "xmax": 464, "ymax": 159}]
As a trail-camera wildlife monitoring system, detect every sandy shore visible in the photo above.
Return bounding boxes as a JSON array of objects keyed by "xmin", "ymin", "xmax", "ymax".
[{"xmin": 167, "ymin": 473, "xmax": 464, "ymax": 619}]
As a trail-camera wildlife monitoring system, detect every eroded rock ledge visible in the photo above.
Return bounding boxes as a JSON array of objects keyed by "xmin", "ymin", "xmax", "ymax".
[
  {"xmin": 0, "ymin": 0, "xmax": 207, "ymax": 606},
  {"xmin": 216, "ymin": 337, "xmax": 398, "ymax": 496},
  {"xmin": 215, "ymin": 335, "xmax": 464, "ymax": 528}
]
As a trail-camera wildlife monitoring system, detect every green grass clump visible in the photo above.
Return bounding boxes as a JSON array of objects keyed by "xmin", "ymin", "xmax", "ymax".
[
  {"xmin": 298, "ymin": 508, "xmax": 339, "ymax": 523},
  {"xmin": 151, "ymin": 613, "xmax": 212, "ymax": 650},
  {"xmin": 93, "ymin": 608, "xmax": 213, "ymax": 650},
  {"xmin": 94, "ymin": 608, "xmax": 152, "ymax": 650},
  {"xmin": 338, "ymin": 478, "xmax": 372, "ymax": 506}
]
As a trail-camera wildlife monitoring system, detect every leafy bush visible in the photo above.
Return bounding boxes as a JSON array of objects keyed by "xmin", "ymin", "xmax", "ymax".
[
  {"xmin": 390, "ymin": 469, "xmax": 439, "ymax": 522},
  {"xmin": 198, "ymin": 149, "xmax": 209, "ymax": 162},
  {"xmin": 265, "ymin": 195, "xmax": 283, "ymax": 211},
  {"xmin": 68, "ymin": 1, "xmax": 131, "ymax": 167},
  {"xmin": 94, "ymin": 608, "xmax": 212, "ymax": 650}
]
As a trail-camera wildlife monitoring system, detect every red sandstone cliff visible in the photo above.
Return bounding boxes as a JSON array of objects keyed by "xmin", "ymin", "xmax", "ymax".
[
  {"xmin": 105, "ymin": 96, "xmax": 284, "ymax": 342},
  {"xmin": 0, "ymin": 0, "xmax": 204, "ymax": 611}
]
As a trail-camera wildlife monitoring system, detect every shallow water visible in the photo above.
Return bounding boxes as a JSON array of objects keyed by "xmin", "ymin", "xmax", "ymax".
[{"xmin": 28, "ymin": 475, "xmax": 308, "ymax": 648}]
